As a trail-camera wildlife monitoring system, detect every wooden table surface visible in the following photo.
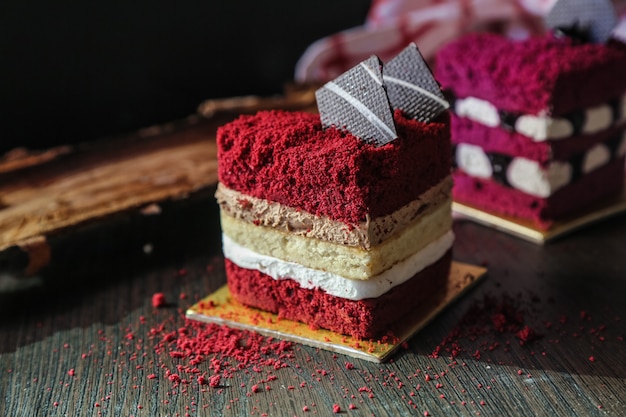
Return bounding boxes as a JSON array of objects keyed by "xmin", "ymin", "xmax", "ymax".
[{"xmin": 1, "ymin": 137, "xmax": 626, "ymax": 417}]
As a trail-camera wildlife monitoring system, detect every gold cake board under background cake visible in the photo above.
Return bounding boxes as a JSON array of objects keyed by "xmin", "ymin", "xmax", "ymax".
[
  {"xmin": 186, "ymin": 261, "xmax": 486, "ymax": 363},
  {"xmin": 452, "ymin": 186, "xmax": 626, "ymax": 245}
]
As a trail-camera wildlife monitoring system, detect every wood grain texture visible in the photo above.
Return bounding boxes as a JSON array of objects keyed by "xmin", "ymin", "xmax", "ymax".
[
  {"xmin": 0, "ymin": 117, "xmax": 225, "ymax": 280},
  {"xmin": 0, "ymin": 87, "xmax": 317, "ymax": 277},
  {"xmin": 0, "ymin": 117, "xmax": 218, "ymax": 252},
  {"xmin": 1, "ymin": 115, "xmax": 626, "ymax": 417}
]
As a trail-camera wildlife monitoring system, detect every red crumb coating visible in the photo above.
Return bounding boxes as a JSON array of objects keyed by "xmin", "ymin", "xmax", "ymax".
[
  {"xmin": 452, "ymin": 116, "xmax": 626, "ymax": 165},
  {"xmin": 225, "ymin": 251, "xmax": 451, "ymax": 340},
  {"xmin": 217, "ymin": 110, "xmax": 451, "ymax": 224},
  {"xmin": 436, "ymin": 33, "xmax": 626, "ymax": 115},
  {"xmin": 452, "ymin": 157, "xmax": 625, "ymax": 229}
]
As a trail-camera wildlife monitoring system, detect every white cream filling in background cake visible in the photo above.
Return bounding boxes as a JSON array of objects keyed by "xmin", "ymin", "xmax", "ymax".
[
  {"xmin": 455, "ymin": 136, "xmax": 626, "ymax": 198},
  {"xmin": 455, "ymin": 94, "xmax": 626, "ymax": 142},
  {"xmin": 222, "ymin": 230, "xmax": 454, "ymax": 301}
]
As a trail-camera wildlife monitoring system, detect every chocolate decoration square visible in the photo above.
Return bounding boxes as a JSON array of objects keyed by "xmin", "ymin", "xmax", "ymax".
[
  {"xmin": 382, "ymin": 43, "xmax": 448, "ymax": 123},
  {"xmin": 316, "ymin": 55, "xmax": 397, "ymax": 146}
]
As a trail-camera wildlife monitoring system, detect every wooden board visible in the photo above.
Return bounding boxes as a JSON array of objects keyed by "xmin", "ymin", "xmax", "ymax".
[
  {"xmin": 452, "ymin": 186, "xmax": 626, "ymax": 244},
  {"xmin": 186, "ymin": 261, "xmax": 487, "ymax": 363},
  {"xmin": 0, "ymin": 87, "xmax": 317, "ymax": 277},
  {"xmin": 0, "ymin": 117, "xmax": 220, "ymax": 276}
]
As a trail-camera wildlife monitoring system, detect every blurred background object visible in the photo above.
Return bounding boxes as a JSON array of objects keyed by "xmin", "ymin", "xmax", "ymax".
[
  {"xmin": 296, "ymin": 0, "xmax": 626, "ymax": 83},
  {"xmin": 3, "ymin": 0, "xmax": 626, "ymax": 153},
  {"xmin": 0, "ymin": 0, "xmax": 370, "ymax": 153}
]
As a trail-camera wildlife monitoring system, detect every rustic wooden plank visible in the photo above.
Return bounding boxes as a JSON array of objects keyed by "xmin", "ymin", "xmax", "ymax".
[
  {"xmin": 0, "ymin": 87, "xmax": 318, "ymax": 278},
  {"xmin": 0, "ymin": 118, "xmax": 218, "ymax": 250}
]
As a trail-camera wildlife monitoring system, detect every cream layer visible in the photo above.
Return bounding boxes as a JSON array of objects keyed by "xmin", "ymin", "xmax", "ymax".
[
  {"xmin": 455, "ymin": 134, "xmax": 626, "ymax": 197},
  {"xmin": 215, "ymin": 176, "xmax": 452, "ymax": 249},
  {"xmin": 222, "ymin": 230, "xmax": 454, "ymax": 300},
  {"xmin": 220, "ymin": 197, "xmax": 452, "ymax": 280},
  {"xmin": 455, "ymin": 94, "xmax": 626, "ymax": 141}
]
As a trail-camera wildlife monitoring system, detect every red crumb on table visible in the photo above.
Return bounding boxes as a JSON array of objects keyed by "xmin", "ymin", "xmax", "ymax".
[
  {"xmin": 67, "ymin": 369, "xmax": 75, "ymax": 377},
  {"xmin": 152, "ymin": 293, "xmax": 167, "ymax": 308},
  {"xmin": 516, "ymin": 326, "xmax": 537, "ymax": 345},
  {"xmin": 430, "ymin": 293, "xmax": 541, "ymax": 359},
  {"xmin": 332, "ymin": 404, "xmax": 341, "ymax": 413},
  {"xmin": 209, "ymin": 375, "xmax": 221, "ymax": 387}
]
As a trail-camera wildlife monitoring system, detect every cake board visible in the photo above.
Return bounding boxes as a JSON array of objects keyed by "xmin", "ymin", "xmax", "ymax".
[
  {"xmin": 186, "ymin": 261, "xmax": 486, "ymax": 363},
  {"xmin": 452, "ymin": 186, "xmax": 626, "ymax": 245}
]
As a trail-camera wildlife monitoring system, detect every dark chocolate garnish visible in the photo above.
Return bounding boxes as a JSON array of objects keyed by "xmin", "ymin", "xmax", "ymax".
[
  {"xmin": 609, "ymin": 96, "xmax": 622, "ymax": 124},
  {"xmin": 564, "ymin": 108, "xmax": 586, "ymax": 136},
  {"xmin": 316, "ymin": 55, "xmax": 397, "ymax": 146},
  {"xmin": 499, "ymin": 109, "xmax": 520, "ymax": 132},
  {"xmin": 443, "ymin": 89, "xmax": 456, "ymax": 110},
  {"xmin": 545, "ymin": 0, "xmax": 618, "ymax": 44},
  {"xmin": 568, "ymin": 152, "xmax": 585, "ymax": 183},
  {"xmin": 451, "ymin": 143, "xmax": 458, "ymax": 169},
  {"xmin": 604, "ymin": 132, "xmax": 624, "ymax": 157},
  {"xmin": 488, "ymin": 153, "xmax": 513, "ymax": 187},
  {"xmin": 382, "ymin": 43, "xmax": 449, "ymax": 123},
  {"xmin": 553, "ymin": 22, "xmax": 591, "ymax": 44}
]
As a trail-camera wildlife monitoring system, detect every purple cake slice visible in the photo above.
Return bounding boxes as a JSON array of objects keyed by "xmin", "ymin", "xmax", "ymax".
[{"xmin": 436, "ymin": 31, "xmax": 626, "ymax": 229}]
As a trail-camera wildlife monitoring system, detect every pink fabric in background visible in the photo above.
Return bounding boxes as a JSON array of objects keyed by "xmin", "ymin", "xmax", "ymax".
[{"xmin": 295, "ymin": 0, "xmax": 626, "ymax": 83}]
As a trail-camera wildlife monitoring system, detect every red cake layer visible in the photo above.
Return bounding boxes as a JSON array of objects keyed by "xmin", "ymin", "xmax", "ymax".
[
  {"xmin": 436, "ymin": 33, "xmax": 626, "ymax": 115},
  {"xmin": 452, "ymin": 115, "xmax": 626, "ymax": 164},
  {"xmin": 225, "ymin": 251, "xmax": 452, "ymax": 340},
  {"xmin": 217, "ymin": 110, "xmax": 451, "ymax": 224},
  {"xmin": 453, "ymin": 157, "xmax": 625, "ymax": 229}
]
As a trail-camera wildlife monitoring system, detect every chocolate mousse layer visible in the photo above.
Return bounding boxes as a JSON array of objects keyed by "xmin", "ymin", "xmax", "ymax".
[{"xmin": 216, "ymin": 177, "xmax": 452, "ymax": 249}]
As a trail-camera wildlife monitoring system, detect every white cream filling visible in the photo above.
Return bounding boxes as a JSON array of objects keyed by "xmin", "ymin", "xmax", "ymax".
[
  {"xmin": 454, "ymin": 94, "xmax": 626, "ymax": 142},
  {"xmin": 582, "ymin": 143, "xmax": 611, "ymax": 174},
  {"xmin": 455, "ymin": 138, "xmax": 623, "ymax": 198},
  {"xmin": 507, "ymin": 158, "xmax": 572, "ymax": 198},
  {"xmin": 455, "ymin": 97, "xmax": 499, "ymax": 127},
  {"xmin": 222, "ymin": 230, "xmax": 454, "ymax": 301},
  {"xmin": 456, "ymin": 143, "xmax": 493, "ymax": 178}
]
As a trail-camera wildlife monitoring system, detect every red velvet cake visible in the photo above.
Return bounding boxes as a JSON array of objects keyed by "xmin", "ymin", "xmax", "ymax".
[
  {"xmin": 436, "ymin": 30, "xmax": 626, "ymax": 229},
  {"xmin": 216, "ymin": 44, "xmax": 454, "ymax": 339}
]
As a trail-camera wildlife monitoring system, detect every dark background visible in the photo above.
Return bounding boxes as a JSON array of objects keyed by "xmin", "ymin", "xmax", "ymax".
[{"xmin": 0, "ymin": 1, "xmax": 371, "ymax": 153}]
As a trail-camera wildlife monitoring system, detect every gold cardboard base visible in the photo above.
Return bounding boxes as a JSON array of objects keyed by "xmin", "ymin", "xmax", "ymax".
[
  {"xmin": 452, "ymin": 187, "xmax": 626, "ymax": 245},
  {"xmin": 186, "ymin": 261, "xmax": 486, "ymax": 363}
]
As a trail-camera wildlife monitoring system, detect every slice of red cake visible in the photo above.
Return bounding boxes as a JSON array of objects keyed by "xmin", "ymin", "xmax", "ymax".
[
  {"xmin": 435, "ymin": 3, "xmax": 626, "ymax": 229},
  {"xmin": 216, "ymin": 44, "xmax": 454, "ymax": 339}
]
